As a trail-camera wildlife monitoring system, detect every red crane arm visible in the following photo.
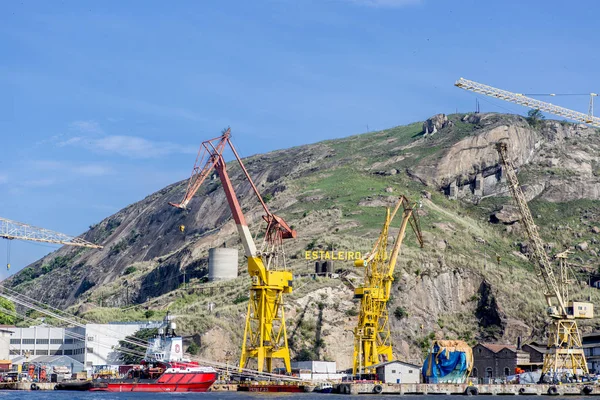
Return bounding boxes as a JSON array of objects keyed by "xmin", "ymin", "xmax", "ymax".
[
  {"xmin": 169, "ymin": 128, "xmax": 296, "ymax": 257},
  {"xmin": 169, "ymin": 132, "xmax": 229, "ymax": 210}
]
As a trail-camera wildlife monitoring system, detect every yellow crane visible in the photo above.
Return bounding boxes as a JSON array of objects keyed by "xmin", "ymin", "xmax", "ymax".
[
  {"xmin": 496, "ymin": 142, "xmax": 592, "ymax": 376},
  {"xmin": 169, "ymin": 128, "xmax": 296, "ymax": 373},
  {"xmin": 0, "ymin": 217, "xmax": 103, "ymax": 270},
  {"xmin": 352, "ymin": 195, "xmax": 423, "ymax": 375}
]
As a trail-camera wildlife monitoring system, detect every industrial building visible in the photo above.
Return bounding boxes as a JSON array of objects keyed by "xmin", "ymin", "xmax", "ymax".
[
  {"xmin": 10, "ymin": 354, "xmax": 85, "ymax": 374},
  {"xmin": 583, "ymin": 332, "xmax": 600, "ymax": 373},
  {"xmin": 7, "ymin": 321, "xmax": 161, "ymax": 368},
  {"xmin": 472, "ymin": 343, "xmax": 536, "ymax": 381},
  {"xmin": 374, "ymin": 360, "xmax": 421, "ymax": 384},
  {"xmin": 290, "ymin": 361, "xmax": 344, "ymax": 381}
]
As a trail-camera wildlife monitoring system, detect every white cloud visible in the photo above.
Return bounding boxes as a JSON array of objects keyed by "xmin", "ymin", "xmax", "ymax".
[
  {"xmin": 67, "ymin": 135, "xmax": 196, "ymax": 159},
  {"xmin": 69, "ymin": 120, "xmax": 104, "ymax": 135},
  {"xmin": 346, "ymin": 0, "xmax": 421, "ymax": 7},
  {"xmin": 54, "ymin": 120, "xmax": 195, "ymax": 159}
]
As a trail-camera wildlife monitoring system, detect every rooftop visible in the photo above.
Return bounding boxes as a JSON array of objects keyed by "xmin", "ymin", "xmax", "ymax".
[
  {"xmin": 478, "ymin": 343, "xmax": 517, "ymax": 353},
  {"xmin": 373, "ymin": 360, "xmax": 422, "ymax": 370}
]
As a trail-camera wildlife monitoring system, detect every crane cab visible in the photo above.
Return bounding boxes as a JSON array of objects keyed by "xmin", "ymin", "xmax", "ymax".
[{"xmin": 566, "ymin": 301, "xmax": 593, "ymax": 319}]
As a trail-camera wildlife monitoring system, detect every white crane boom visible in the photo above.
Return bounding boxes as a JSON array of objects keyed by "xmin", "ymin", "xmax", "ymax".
[
  {"xmin": 0, "ymin": 217, "xmax": 103, "ymax": 249},
  {"xmin": 455, "ymin": 78, "xmax": 600, "ymax": 128}
]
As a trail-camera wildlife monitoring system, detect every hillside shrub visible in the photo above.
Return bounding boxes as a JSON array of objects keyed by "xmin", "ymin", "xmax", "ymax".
[{"xmin": 394, "ymin": 307, "xmax": 408, "ymax": 320}]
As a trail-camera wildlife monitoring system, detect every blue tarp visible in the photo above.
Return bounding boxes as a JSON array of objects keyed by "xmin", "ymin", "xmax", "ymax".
[{"xmin": 422, "ymin": 342, "xmax": 470, "ymax": 383}]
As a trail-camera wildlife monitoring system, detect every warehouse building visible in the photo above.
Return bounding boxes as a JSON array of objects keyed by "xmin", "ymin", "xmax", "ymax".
[
  {"xmin": 7, "ymin": 321, "xmax": 161, "ymax": 368},
  {"xmin": 374, "ymin": 360, "xmax": 421, "ymax": 384}
]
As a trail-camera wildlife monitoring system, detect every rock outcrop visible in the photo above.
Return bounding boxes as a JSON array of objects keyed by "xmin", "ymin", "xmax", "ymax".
[{"xmin": 423, "ymin": 113, "xmax": 450, "ymax": 135}]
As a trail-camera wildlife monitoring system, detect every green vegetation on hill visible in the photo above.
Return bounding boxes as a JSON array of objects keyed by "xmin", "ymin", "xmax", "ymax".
[{"xmin": 10, "ymin": 113, "xmax": 600, "ymax": 367}]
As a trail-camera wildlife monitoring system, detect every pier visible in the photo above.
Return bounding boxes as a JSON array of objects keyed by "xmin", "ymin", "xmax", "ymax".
[{"xmin": 336, "ymin": 382, "xmax": 598, "ymax": 396}]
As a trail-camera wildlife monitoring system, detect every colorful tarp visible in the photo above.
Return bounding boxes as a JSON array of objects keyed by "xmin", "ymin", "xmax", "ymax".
[{"xmin": 422, "ymin": 340, "xmax": 473, "ymax": 383}]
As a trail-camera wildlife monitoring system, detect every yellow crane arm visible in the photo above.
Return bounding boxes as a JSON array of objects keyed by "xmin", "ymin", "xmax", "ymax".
[
  {"xmin": 495, "ymin": 143, "xmax": 565, "ymax": 314},
  {"xmin": 386, "ymin": 196, "xmax": 424, "ymax": 278}
]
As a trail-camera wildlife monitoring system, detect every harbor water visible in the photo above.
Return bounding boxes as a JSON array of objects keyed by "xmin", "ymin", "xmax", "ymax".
[{"xmin": 0, "ymin": 393, "xmax": 588, "ymax": 400}]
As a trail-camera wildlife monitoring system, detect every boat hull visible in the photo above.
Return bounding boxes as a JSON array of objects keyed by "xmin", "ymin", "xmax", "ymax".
[
  {"xmin": 238, "ymin": 384, "xmax": 305, "ymax": 393},
  {"xmin": 91, "ymin": 372, "xmax": 217, "ymax": 392},
  {"xmin": 91, "ymin": 382, "xmax": 214, "ymax": 392}
]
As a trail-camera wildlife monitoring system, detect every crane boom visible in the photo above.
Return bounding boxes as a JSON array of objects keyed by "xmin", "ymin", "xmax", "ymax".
[
  {"xmin": 496, "ymin": 143, "xmax": 565, "ymax": 313},
  {"xmin": 352, "ymin": 195, "xmax": 423, "ymax": 375},
  {"xmin": 0, "ymin": 217, "xmax": 103, "ymax": 249},
  {"xmin": 455, "ymin": 78, "xmax": 600, "ymax": 128}
]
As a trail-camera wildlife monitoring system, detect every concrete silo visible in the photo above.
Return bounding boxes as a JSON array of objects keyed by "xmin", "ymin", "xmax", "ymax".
[{"xmin": 208, "ymin": 248, "xmax": 238, "ymax": 281}]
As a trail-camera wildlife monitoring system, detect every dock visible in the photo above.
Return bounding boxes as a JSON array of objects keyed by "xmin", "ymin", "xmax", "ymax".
[
  {"xmin": 336, "ymin": 382, "xmax": 598, "ymax": 395},
  {"xmin": 2, "ymin": 381, "xmax": 57, "ymax": 390}
]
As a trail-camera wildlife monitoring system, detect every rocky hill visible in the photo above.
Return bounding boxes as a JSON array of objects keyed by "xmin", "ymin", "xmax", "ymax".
[{"xmin": 8, "ymin": 113, "xmax": 600, "ymax": 369}]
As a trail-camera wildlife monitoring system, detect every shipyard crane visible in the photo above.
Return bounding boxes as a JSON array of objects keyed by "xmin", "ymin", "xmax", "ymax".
[
  {"xmin": 352, "ymin": 195, "xmax": 423, "ymax": 376},
  {"xmin": 169, "ymin": 128, "xmax": 296, "ymax": 373},
  {"xmin": 455, "ymin": 78, "xmax": 600, "ymax": 128},
  {"xmin": 496, "ymin": 142, "xmax": 592, "ymax": 375},
  {"xmin": 0, "ymin": 217, "xmax": 103, "ymax": 270}
]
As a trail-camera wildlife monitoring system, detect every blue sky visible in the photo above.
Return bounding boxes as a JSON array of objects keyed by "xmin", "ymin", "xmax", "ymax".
[{"xmin": 1, "ymin": 0, "xmax": 598, "ymax": 278}]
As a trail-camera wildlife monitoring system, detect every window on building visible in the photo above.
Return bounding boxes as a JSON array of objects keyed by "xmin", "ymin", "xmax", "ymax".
[
  {"xmin": 9, "ymin": 349, "xmax": 20, "ymax": 355},
  {"xmin": 87, "ymin": 336, "xmax": 94, "ymax": 342},
  {"xmin": 64, "ymin": 349, "xmax": 73, "ymax": 355},
  {"xmin": 86, "ymin": 362, "xmax": 93, "ymax": 367},
  {"xmin": 64, "ymin": 338, "xmax": 74, "ymax": 344},
  {"xmin": 408, "ymin": 370, "xmax": 413, "ymax": 373},
  {"xmin": 22, "ymin": 339, "xmax": 35, "ymax": 345},
  {"xmin": 35, "ymin": 350, "xmax": 49, "ymax": 355},
  {"xmin": 391, "ymin": 370, "xmax": 396, "ymax": 373},
  {"xmin": 50, "ymin": 350, "xmax": 62, "ymax": 356},
  {"xmin": 36, "ymin": 339, "xmax": 49, "ymax": 345},
  {"xmin": 486, "ymin": 367, "xmax": 493, "ymax": 378},
  {"xmin": 472, "ymin": 368, "xmax": 478, "ymax": 378},
  {"xmin": 87, "ymin": 347, "xmax": 93, "ymax": 354},
  {"xmin": 9, "ymin": 339, "xmax": 20, "ymax": 344},
  {"xmin": 50, "ymin": 339, "xmax": 63, "ymax": 345},
  {"xmin": 478, "ymin": 348, "xmax": 482, "ymax": 353},
  {"xmin": 504, "ymin": 367, "xmax": 510, "ymax": 377}
]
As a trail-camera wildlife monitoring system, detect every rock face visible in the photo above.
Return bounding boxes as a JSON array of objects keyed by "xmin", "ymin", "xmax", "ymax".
[
  {"xmin": 423, "ymin": 113, "xmax": 450, "ymax": 135},
  {"xmin": 491, "ymin": 205, "xmax": 521, "ymax": 224},
  {"xmin": 411, "ymin": 113, "xmax": 600, "ymax": 202}
]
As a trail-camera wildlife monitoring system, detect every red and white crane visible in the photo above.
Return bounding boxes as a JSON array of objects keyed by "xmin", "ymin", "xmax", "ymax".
[{"xmin": 170, "ymin": 128, "xmax": 296, "ymax": 373}]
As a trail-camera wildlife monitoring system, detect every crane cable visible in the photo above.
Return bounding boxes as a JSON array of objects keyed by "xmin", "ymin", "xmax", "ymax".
[{"xmin": 6, "ymin": 240, "xmax": 10, "ymax": 270}]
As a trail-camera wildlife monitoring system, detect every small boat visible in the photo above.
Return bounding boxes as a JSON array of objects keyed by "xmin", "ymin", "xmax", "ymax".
[{"xmin": 315, "ymin": 382, "xmax": 334, "ymax": 393}]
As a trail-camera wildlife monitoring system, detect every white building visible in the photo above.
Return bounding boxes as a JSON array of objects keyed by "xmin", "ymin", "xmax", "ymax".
[
  {"xmin": 8, "ymin": 322, "xmax": 161, "ymax": 369},
  {"xmin": 374, "ymin": 360, "xmax": 421, "ymax": 384},
  {"xmin": 291, "ymin": 361, "xmax": 345, "ymax": 381}
]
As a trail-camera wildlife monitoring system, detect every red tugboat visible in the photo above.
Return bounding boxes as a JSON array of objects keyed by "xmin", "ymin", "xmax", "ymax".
[{"xmin": 91, "ymin": 315, "xmax": 217, "ymax": 392}]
